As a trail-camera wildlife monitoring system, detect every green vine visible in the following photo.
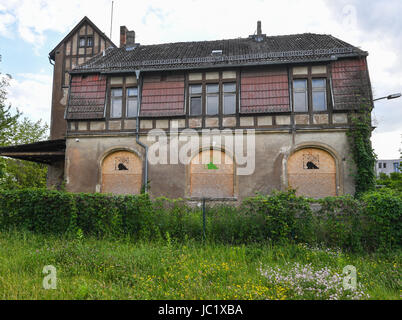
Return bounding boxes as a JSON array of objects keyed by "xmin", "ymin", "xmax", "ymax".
[{"xmin": 347, "ymin": 101, "xmax": 377, "ymax": 197}]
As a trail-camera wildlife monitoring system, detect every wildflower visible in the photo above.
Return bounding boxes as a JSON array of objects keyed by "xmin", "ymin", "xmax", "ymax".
[{"xmin": 259, "ymin": 262, "xmax": 370, "ymax": 300}]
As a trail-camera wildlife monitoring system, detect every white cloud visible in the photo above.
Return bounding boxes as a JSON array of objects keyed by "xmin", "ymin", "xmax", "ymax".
[
  {"xmin": 6, "ymin": 73, "xmax": 52, "ymax": 125},
  {"xmin": 372, "ymin": 130, "xmax": 401, "ymax": 160},
  {"xmin": 0, "ymin": 12, "xmax": 15, "ymax": 38}
]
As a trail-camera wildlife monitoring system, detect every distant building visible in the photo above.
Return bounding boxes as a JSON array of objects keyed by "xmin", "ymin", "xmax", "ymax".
[{"xmin": 376, "ymin": 159, "xmax": 402, "ymax": 176}]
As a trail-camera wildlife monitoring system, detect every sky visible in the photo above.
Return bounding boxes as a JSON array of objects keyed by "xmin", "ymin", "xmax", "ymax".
[{"xmin": 0, "ymin": 0, "xmax": 401, "ymax": 159}]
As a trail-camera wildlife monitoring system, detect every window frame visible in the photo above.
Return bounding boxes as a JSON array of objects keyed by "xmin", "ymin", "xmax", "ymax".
[
  {"xmin": 291, "ymin": 65, "xmax": 331, "ymax": 116},
  {"xmin": 110, "ymin": 88, "xmax": 123, "ymax": 119},
  {"xmin": 223, "ymin": 82, "xmax": 237, "ymax": 115},
  {"xmin": 186, "ymin": 71, "xmax": 239, "ymax": 128},
  {"xmin": 79, "ymin": 36, "xmax": 94, "ymax": 48},
  {"xmin": 189, "ymin": 84, "xmax": 203, "ymax": 116},
  {"xmin": 126, "ymin": 87, "xmax": 139, "ymax": 119},
  {"xmin": 108, "ymin": 77, "xmax": 139, "ymax": 121},
  {"xmin": 206, "ymin": 83, "xmax": 220, "ymax": 116}
]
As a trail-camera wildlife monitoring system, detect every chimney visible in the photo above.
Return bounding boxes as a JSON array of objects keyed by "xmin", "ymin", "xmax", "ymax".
[
  {"xmin": 120, "ymin": 26, "xmax": 136, "ymax": 47},
  {"xmin": 257, "ymin": 21, "xmax": 262, "ymax": 37}
]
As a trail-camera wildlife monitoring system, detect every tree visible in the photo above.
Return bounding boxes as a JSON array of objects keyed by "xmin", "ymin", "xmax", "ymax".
[
  {"xmin": 0, "ymin": 58, "xmax": 21, "ymax": 146},
  {"xmin": 0, "ymin": 55, "xmax": 49, "ymax": 189}
]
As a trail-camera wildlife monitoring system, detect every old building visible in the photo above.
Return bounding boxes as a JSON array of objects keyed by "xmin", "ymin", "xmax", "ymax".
[{"xmin": 0, "ymin": 17, "xmax": 374, "ymax": 200}]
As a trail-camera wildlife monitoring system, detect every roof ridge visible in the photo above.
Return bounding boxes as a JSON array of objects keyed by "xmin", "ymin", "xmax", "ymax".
[{"xmin": 129, "ymin": 32, "xmax": 335, "ymax": 48}]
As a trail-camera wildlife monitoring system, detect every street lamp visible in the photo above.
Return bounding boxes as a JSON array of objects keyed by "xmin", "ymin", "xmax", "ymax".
[{"xmin": 373, "ymin": 93, "xmax": 402, "ymax": 102}]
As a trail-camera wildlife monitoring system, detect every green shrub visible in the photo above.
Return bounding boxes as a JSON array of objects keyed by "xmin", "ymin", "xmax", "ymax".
[
  {"xmin": 0, "ymin": 188, "xmax": 400, "ymax": 252},
  {"xmin": 315, "ymin": 195, "xmax": 363, "ymax": 252},
  {"xmin": 360, "ymin": 189, "xmax": 402, "ymax": 251},
  {"xmin": 376, "ymin": 172, "xmax": 402, "ymax": 192},
  {"xmin": 0, "ymin": 188, "xmax": 73, "ymax": 234},
  {"xmin": 241, "ymin": 190, "xmax": 313, "ymax": 243},
  {"xmin": 314, "ymin": 190, "xmax": 401, "ymax": 252}
]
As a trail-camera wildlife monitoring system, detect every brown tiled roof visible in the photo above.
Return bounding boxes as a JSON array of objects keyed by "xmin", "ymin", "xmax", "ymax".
[
  {"xmin": 71, "ymin": 33, "xmax": 367, "ymax": 73},
  {"xmin": 67, "ymin": 75, "xmax": 107, "ymax": 120}
]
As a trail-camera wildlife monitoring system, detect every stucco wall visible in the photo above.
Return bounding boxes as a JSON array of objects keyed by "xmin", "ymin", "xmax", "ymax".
[{"xmin": 65, "ymin": 130, "xmax": 355, "ymax": 199}]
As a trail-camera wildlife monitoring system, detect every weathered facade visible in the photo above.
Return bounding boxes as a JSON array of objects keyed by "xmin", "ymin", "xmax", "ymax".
[{"xmin": 0, "ymin": 18, "xmax": 374, "ymax": 200}]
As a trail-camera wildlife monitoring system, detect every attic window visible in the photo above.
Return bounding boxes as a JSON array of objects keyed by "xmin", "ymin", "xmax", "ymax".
[
  {"xmin": 79, "ymin": 37, "xmax": 86, "ymax": 47},
  {"xmin": 79, "ymin": 36, "xmax": 93, "ymax": 47}
]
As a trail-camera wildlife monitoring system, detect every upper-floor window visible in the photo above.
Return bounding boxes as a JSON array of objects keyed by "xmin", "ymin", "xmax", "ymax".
[
  {"xmin": 190, "ymin": 85, "xmax": 202, "ymax": 116},
  {"xmin": 79, "ymin": 36, "xmax": 94, "ymax": 48},
  {"xmin": 126, "ymin": 87, "xmax": 138, "ymax": 118},
  {"xmin": 188, "ymin": 71, "xmax": 237, "ymax": 118},
  {"xmin": 292, "ymin": 66, "xmax": 329, "ymax": 113},
  {"xmin": 111, "ymin": 88, "xmax": 123, "ymax": 118},
  {"xmin": 109, "ymin": 76, "xmax": 138, "ymax": 119},
  {"xmin": 87, "ymin": 36, "xmax": 93, "ymax": 47},
  {"xmin": 312, "ymin": 79, "xmax": 327, "ymax": 111},
  {"xmin": 293, "ymin": 79, "xmax": 308, "ymax": 112},
  {"xmin": 223, "ymin": 83, "xmax": 236, "ymax": 115},
  {"xmin": 206, "ymin": 84, "xmax": 219, "ymax": 115}
]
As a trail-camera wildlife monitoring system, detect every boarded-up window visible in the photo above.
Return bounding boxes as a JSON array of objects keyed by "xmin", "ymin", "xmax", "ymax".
[
  {"xmin": 288, "ymin": 148, "xmax": 336, "ymax": 198},
  {"xmin": 101, "ymin": 151, "xmax": 142, "ymax": 195},
  {"xmin": 190, "ymin": 150, "xmax": 234, "ymax": 198}
]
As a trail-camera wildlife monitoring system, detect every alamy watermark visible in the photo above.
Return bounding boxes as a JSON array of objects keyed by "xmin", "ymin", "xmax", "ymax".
[
  {"xmin": 146, "ymin": 128, "xmax": 256, "ymax": 176},
  {"xmin": 43, "ymin": 265, "xmax": 57, "ymax": 290},
  {"xmin": 343, "ymin": 265, "xmax": 357, "ymax": 290}
]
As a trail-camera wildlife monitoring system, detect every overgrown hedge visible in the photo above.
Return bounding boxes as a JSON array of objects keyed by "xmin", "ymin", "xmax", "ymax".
[{"xmin": 0, "ymin": 188, "xmax": 400, "ymax": 252}]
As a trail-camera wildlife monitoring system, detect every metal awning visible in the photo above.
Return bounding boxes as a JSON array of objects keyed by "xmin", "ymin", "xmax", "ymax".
[{"xmin": 0, "ymin": 139, "xmax": 66, "ymax": 165}]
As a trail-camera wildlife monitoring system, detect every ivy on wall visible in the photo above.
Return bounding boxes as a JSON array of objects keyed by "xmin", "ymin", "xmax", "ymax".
[{"xmin": 347, "ymin": 101, "xmax": 377, "ymax": 197}]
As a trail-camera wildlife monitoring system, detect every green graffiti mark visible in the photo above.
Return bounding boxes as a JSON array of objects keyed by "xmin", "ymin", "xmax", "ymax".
[{"xmin": 207, "ymin": 162, "xmax": 219, "ymax": 170}]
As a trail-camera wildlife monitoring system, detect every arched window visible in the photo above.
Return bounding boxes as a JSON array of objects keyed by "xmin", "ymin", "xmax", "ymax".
[
  {"xmin": 101, "ymin": 151, "xmax": 142, "ymax": 195},
  {"xmin": 190, "ymin": 149, "xmax": 234, "ymax": 198},
  {"xmin": 288, "ymin": 148, "xmax": 336, "ymax": 198}
]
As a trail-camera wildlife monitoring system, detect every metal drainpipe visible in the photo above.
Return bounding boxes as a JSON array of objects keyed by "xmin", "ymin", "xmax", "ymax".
[
  {"xmin": 288, "ymin": 66, "xmax": 296, "ymax": 147},
  {"xmin": 135, "ymin": 70, "xmax": 148, "ymax": 193}
]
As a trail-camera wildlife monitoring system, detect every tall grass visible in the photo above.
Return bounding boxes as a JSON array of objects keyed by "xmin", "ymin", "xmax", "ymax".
[{"xmin": 0, "ymin": 230, "xmax": 400, "ymax": 300}]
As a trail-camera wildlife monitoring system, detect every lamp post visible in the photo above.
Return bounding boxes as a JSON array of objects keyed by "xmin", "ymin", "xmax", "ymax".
[{"xmin": 373, "ymin": 93, "xmax": 401, "ymax": 102}]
